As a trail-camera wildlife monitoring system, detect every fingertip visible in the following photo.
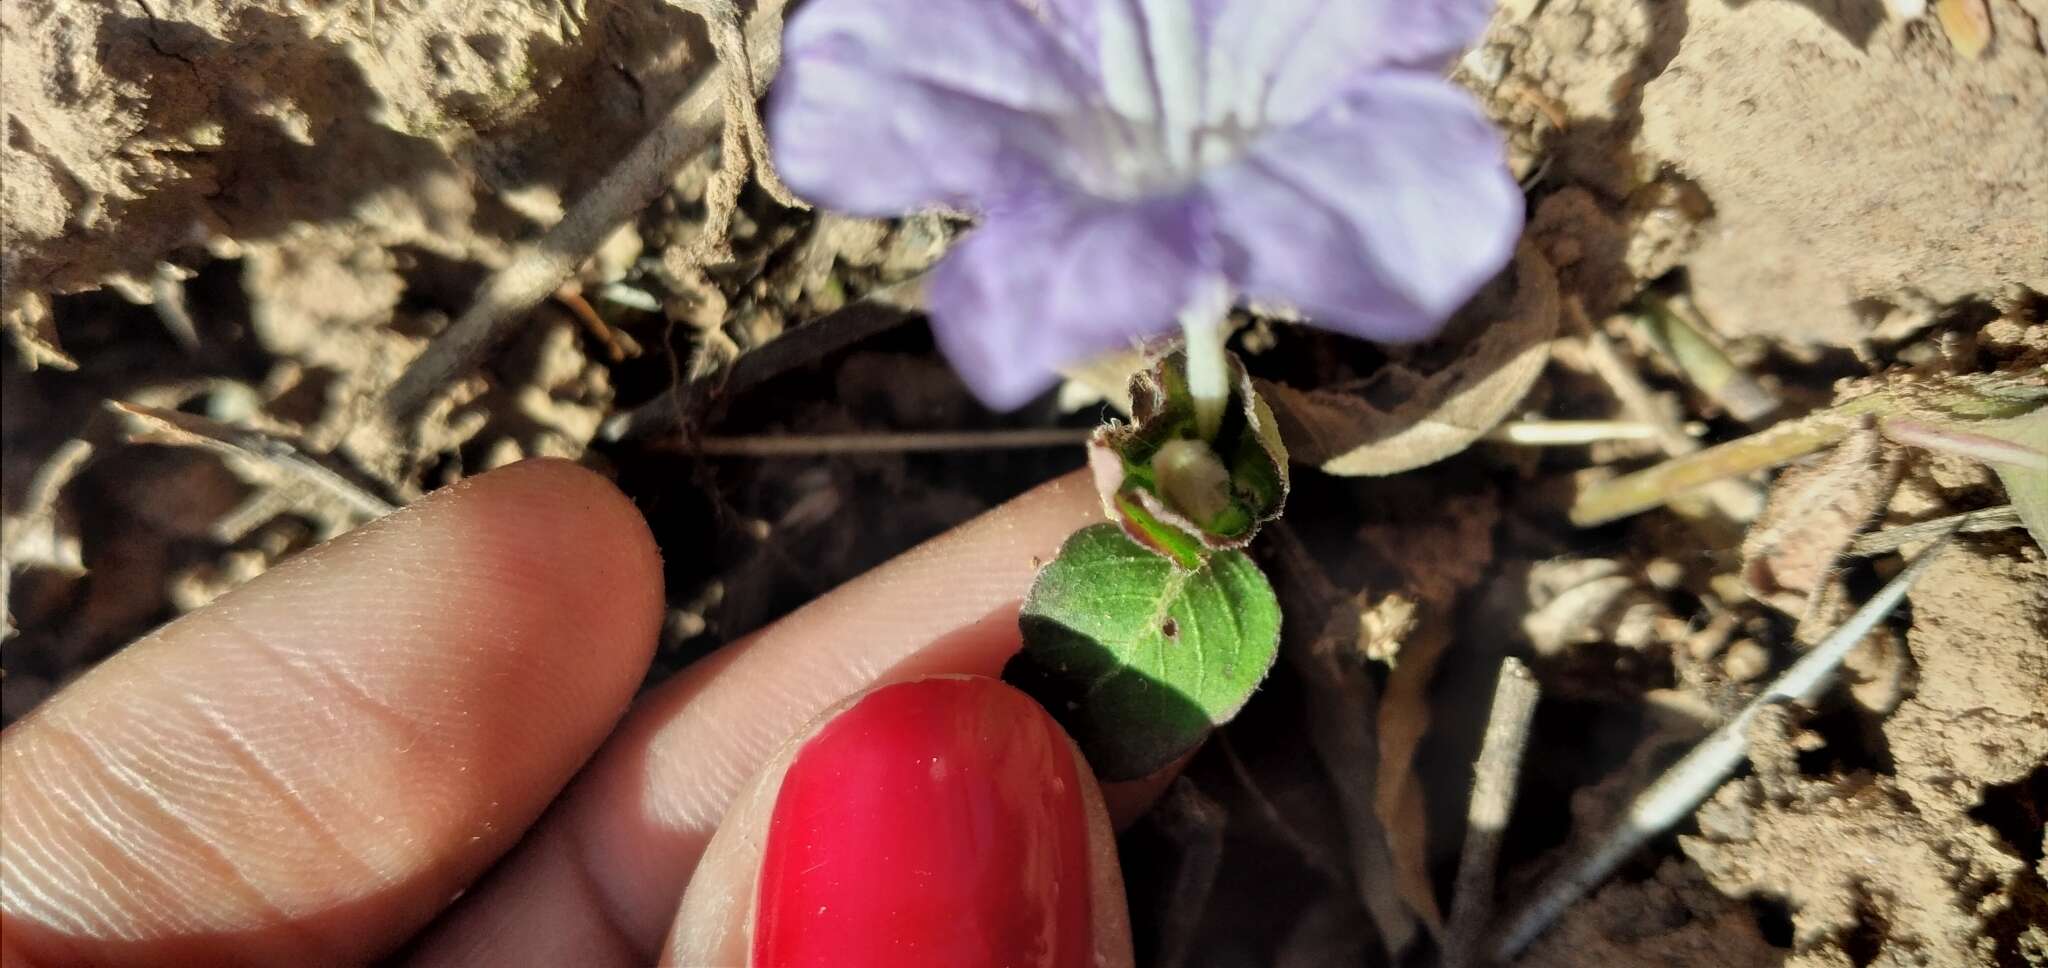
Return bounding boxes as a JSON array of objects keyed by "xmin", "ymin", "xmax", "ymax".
[
  {"xmin": 445, "ymin": 458, "xmax": 666, "ymax": 664},
  {"xmin": 668, "ymin": 676, "xmax": 1133, "ymax": 968}
]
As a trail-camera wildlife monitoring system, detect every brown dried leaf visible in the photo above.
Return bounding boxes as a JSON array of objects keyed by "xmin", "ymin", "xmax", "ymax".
[
  {"xmin": 1522, "ymin": 559, "xmax": 1657, "ymax": 657},
  {"xmin": 1740, "ymin": 426, "xmax": 1898, "ymax": 614},
  {"xmin": 1260, "ymin": 244, "xmax": 1559, "ymax": 476},
  {"xmin": 1362, "ymin": 491, "xmax": 1501, "ymax": 939}
]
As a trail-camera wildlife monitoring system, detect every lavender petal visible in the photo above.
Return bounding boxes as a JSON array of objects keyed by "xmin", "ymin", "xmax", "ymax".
[
  {"xmin": 925, "ymin": 197, "xmax": 1217, "ymax": 409},
  {"xmin": 767, "ymin": 0, "xmax": 1097, "ymax": 216},
  {"xmin": 1209, "ymin": 0, "xmax": 1498, "ymax": 126},
  {"xmin": 1205, "ymin": 70, "xmax": 1523, "ymax": 343}
]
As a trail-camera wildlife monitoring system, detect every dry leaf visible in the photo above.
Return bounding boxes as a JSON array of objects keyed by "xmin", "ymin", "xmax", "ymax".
[
  {"xmin": 1935, "ymin": 0, "xmax": 1993, "ymax": 58},
  {"xmin": 1267, "ymin": 526, "xmax": 1419, "ymax": 957},
  {"xmin": 1740, "ymin": 426, "xmax": 1898, "ymax": 613},
  {"xmin": 1957, "ymin": 408, "xmax": 2048, "ymax": 553},
  {"xmin": 1362, "ymin": 491, "xmax": 1501, "ymax": 939},
  {"xmin": 1260, "ymin": 244, "xmax": 1559, "ymax": 476},
  {"xmin": 1522, "ymin": 559, "xmax": 1657, "ymax": 657}
]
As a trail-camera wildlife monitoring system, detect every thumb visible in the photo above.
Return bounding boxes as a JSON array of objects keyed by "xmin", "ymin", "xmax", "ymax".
[{"xmin": 663, "ymin": 675, "xmax": 1134, "ymax": 968}]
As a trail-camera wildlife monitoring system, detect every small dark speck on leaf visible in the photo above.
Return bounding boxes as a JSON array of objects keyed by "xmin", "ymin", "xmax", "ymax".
[{"xmin": 1161, "ymin": 618, "xmax": 1179, "ymax": 639}]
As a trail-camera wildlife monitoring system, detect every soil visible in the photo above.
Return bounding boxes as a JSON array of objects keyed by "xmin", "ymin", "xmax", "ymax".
[{"xmin": 4, "ymin": 1, "xmax": 2046, "ymax": 966}]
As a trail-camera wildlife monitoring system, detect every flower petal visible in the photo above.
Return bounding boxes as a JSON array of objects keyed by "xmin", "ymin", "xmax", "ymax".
[
  {"xmin": 1205, "ymin": 70, "xmax": 1522, "ymax": 342},
  {"xmin": 767, "ymin": 0, "xmax": 1098, "ymax": 215},
  {"xmin": 1221, "ymin": 0, "xmax": 1497, "ymax": 125},
  {"xmin": 1041, "ymin": 0, "xmax": 1496, "ymax": 129},
  {"xmin": 925, "ymin": 197, "xmax": 1215, "ymax": 409}
]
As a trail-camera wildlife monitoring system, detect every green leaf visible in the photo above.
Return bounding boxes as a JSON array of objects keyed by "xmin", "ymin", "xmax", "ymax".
[
  {"xmin": 1973, "ymin": 409, "xmax": 2048, "ymax": 553},
  {"xmin": 1009, "ymin": 523, "xmax": 1283, "ymax": 780}
]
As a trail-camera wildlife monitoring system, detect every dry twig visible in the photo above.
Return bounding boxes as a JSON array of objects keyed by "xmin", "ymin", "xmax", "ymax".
[
  {"xmin": 1442, "ymin": 657, "xmax": 1540, "ymax": 968},
  {"xmin": 381, "ymin": 1, "xmax": 792, "ymax": 425}
]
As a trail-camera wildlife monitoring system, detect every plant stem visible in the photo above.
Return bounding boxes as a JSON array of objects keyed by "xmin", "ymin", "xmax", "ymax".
[{"xmin": 1180, "ymin": 283, "xmax": 1232, "ymax": 440}]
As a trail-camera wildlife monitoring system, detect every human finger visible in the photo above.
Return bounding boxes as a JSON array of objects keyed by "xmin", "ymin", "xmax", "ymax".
[
  {"xmin": 411, "ymin": 471, "xmax": 1177, "ymax": 965},
  {"xmin": 665, "ymin": 675, "xmax": 1132, "ymax": 967},
  {"xmin": 0, "ymin": 459, "xmax": 664, "ymax": 966}
]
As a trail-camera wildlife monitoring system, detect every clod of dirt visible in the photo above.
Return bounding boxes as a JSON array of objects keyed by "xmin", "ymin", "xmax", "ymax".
[
  {"xmin": 1518, "ymin": 859, "xmax": 1780, "ymax": 968},
  {"xmin": 1477, "ymin": 0, "xmax": 2048, "ymax": 346},
  {"xmin": 1885, "ymin": 540, "xmax": 2048, "ymax": 809},
  {"xmin": 0, "ymin": 0, "xmax": 709, "ymax": 305},
  {"xmin": 1638, "ymin": 0, "xmax": 2048, "ymax": 345},
  {"xmin": 1679, "ymin": 536, "xmax": 2045, "ymax": 967},
  {"xmin": 1686, "ymin": 772, "xmax": 2021, "ymax": 967}
]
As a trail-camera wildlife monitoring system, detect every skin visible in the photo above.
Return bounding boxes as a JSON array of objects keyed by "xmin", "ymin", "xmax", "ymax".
[{"xmin": 0, "ymin": 459, "xmax": 1166, "ymax": 967}]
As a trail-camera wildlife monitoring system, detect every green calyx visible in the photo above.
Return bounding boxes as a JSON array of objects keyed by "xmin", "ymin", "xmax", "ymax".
[{"xmin": 1087, "ymin": 350, "xmax": 1290, "ymax": 570}]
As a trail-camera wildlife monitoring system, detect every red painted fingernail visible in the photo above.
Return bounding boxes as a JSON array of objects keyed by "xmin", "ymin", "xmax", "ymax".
[{"xmin": 753, "ymin": 676, "xmax": 1094, "ymax": 968}]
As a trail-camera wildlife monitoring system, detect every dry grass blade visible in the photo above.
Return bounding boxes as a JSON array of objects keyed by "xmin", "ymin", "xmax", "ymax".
[
  {"xmin": 1635, "ymin": 294, "xmax": 1779, "ymax": 423},
  {"xmin": 1846, "ymin": 505, "xmax": 2022, "ymax": 555},
  {"xmin": 1488, "ymin": 533, "xmax": 1958, "ymax": 960},
  {"xmin": 108, "ymin": 402, "xmax": 396, "ymax": 522},
  {"xmin": 1571, "ymin": 393, "xmax": 1893, "ymax": 526}
]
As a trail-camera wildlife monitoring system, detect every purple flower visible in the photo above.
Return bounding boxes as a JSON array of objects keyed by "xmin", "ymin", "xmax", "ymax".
[{"xmin": 767, "ymin": 0, "xmax": 1523, "ymax": 410}]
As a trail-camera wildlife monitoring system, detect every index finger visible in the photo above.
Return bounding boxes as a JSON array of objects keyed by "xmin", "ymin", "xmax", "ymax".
[{"xmin": 410, "ymin": 471, "xmax": 1115, "ymax": 966}]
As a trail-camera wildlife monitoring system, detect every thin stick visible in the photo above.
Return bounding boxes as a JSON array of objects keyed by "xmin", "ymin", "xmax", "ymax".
[
  {"xmin": 380, "ymin": 2, "xmax": 789, "ymax": 424},
  {"xmin": 1847, "ymin": 505, "xmax": 2021, "ymax": 556},
  {"xmin": 1488, "ymin": 534, "xmax": 1955, "ymax": 960},
  {"xmin": 674, "ymin": 427, "xmax": 1091, "ymax": 457},
  {"xmin": 1484, "ymin": 420, "xmax": 1662, "ymax": 446},
  {"xmin": 601, "ymin": 277, "xmax": 925, "ymax": 442},
  {"xmin": 554, "ymin": 286, "xmax": 639, "ymax": 362},
  {"xmin": 1574, "ymin": 308, "xmax": 1702, "ymax": 458},
  {"xmin": 1443, "ymin": 657, "xmax": 1540, "ymax": 968}
]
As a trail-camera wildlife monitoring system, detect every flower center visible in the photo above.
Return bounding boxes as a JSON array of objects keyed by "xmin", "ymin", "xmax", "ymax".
[{"xmin": 1066, "ymin": 0, "xmax": 1263, "ymax": 201}]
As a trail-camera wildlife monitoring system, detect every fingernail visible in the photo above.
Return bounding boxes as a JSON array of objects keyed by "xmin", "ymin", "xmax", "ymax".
[{"xmin": 753, "ymin": 676, "xmax": 1094, "ymax": 968}]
